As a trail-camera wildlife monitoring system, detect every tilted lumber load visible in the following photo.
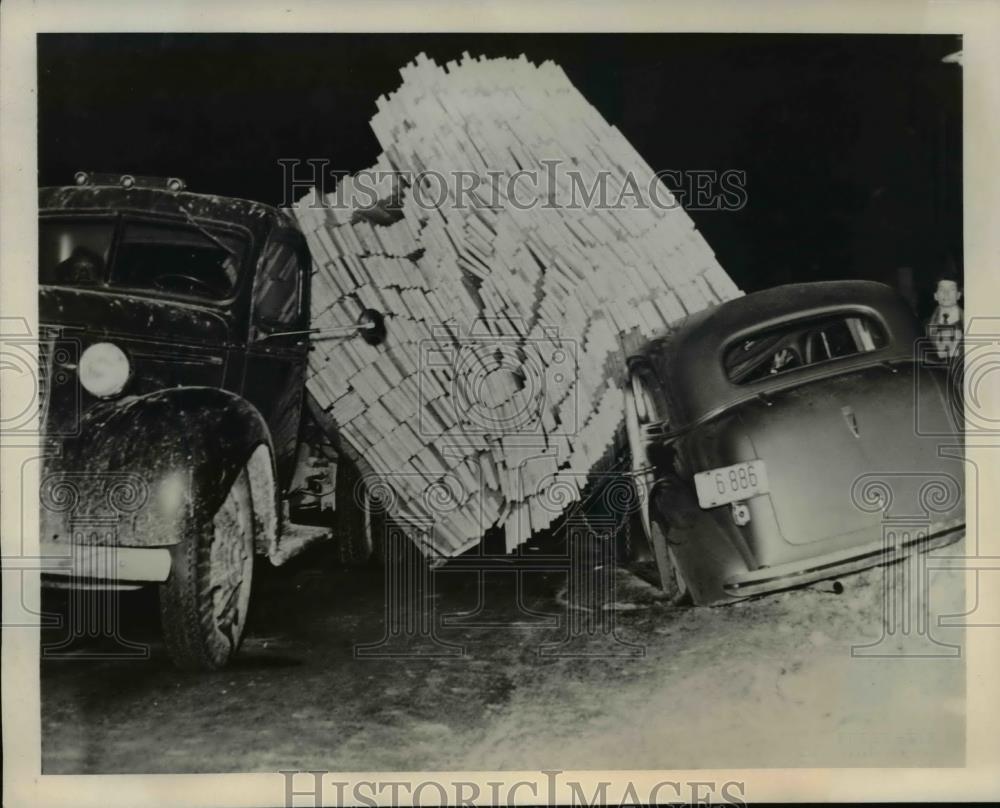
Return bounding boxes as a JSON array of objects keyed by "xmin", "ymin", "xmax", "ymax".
[{"xmin": 292, "ymin": 52, "xmax": 742, "ymax": 559}]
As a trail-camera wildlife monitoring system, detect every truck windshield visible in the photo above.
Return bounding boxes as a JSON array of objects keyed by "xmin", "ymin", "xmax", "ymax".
[{"xmin": 39, "ymin": 216, "xmax": 246, "ymax": 301}]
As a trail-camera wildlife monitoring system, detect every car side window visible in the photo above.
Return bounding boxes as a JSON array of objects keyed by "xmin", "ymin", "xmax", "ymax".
[
  {"xmin": 255, "ymin": 240, "xmax": 304, "ymax": 326},
  {"xmin": 725, "ymin": 313, "xmax": 887, "ymax": 384}
]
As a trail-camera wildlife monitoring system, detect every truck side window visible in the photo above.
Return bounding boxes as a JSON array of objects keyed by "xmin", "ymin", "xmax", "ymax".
[
  {"xmin": 256, "ymin": 241, "xmax": 303, "ymax": 326},
  {"xmin": 40, "ymin": 218, "xmax": 115, "ymax": 285}
]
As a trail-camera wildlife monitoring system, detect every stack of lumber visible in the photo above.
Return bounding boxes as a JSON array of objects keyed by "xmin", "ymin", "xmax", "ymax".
[{"xmin": 291, "ymin": 52, "xmax": 742, "ymax": 558}]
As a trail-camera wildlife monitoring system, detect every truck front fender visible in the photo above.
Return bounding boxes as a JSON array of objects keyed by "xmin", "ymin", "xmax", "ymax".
[{"xmin": 41, "ymin": 387, "xmax": 278, "ymax": 554}]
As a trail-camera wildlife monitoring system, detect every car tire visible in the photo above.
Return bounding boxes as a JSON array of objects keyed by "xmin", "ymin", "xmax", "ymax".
[
  {"xmin": 613, "ymin": 479, "xmax": 690, "ymax": 606},
  {"xmin": 615, "ymin": 506, "xmax": 662, "ymax": 586},
  {"xmin": 613, "ymin": 474, "xmax": 655, "ymax": 565},
  {"xmin": 159, "ymin": 462, "xmax": 256, "ymax": 671},
  {"xmin": 648, "ymin": 515, "xmax": 691, "ymax": 605}
]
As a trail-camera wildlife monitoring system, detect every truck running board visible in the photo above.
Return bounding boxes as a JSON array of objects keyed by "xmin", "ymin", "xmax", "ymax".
[{"xmin": 269, "ymin": 523, "xmax": 332, "ymax": 567}]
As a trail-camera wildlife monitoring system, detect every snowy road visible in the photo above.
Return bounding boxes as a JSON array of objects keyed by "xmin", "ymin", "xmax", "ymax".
[{"xmin": 41, "ymin": 538, "xmax": 965, "ymax": 773}]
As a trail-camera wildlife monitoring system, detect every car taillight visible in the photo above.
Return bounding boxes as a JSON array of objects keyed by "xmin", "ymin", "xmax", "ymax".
[{"xmin": 79, "ymin": 342, "xmax": 130, "ymax": 398}]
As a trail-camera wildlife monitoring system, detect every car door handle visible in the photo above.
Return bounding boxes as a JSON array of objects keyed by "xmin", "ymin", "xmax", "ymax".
[{"xmin": 841, "ymin": 405, "xmax": 861, "ymax": 438}]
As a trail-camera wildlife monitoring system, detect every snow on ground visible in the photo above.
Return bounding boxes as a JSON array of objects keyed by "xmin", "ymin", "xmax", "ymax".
[{"xmin": 41, "ymin": 539, "xmax": 965, "ymax": 772}]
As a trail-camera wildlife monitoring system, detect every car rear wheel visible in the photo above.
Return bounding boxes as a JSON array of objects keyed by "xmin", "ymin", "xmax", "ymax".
[
  {"xmin": 648, "ymin": 515, "xmax": 690, "ymax": 604},
  {"xmin": 159, "ymin": 463, "xmax": 255, "ymax": 671},
  {"xmin": 616, "ymin": 502, "xmax": 661, "ymax": 584}
]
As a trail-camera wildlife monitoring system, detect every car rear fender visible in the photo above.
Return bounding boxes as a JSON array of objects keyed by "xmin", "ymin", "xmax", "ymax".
[{"xmin": 649, "ymin": 478, "xmax": 749, "ymax": 605}]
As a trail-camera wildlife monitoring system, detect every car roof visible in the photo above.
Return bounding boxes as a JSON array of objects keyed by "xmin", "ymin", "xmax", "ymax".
[
  {"xmin": 632, "ymin": 280, "xmax": 921, "ymax": 429},
  {"xmin": 39, "ymin": 184, "xmax": 300, "ymax": 248}
]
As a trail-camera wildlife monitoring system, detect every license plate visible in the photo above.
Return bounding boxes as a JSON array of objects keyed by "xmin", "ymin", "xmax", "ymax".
[{"xmin": 694, "ymin": 460, "xmax": 769, "ymax": 508}]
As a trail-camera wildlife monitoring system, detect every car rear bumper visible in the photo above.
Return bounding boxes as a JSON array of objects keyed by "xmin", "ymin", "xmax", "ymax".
[
  {"xmin": 38, "ymin": 540, "xmax": 172, "ymax": 583},
  {"xmin": 722, "ymin": 523, "xmax": 965, "ymax": 598}
]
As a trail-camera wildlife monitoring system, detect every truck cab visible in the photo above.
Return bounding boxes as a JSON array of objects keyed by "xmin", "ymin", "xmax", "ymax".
[{"xmin": 38, "ymin": 172, "xmax": 360, "ymax": 669}]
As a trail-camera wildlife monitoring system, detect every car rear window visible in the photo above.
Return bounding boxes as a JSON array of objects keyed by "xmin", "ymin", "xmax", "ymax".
[{"xmin": 724, "ymin": 312, "xmax": 888, "ymax": 384}]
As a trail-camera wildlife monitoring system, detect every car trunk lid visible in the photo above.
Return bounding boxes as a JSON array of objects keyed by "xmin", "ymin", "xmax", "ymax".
[{"xmin": 738, "ymin": 363, "xmax": 962, "ymax": 547}]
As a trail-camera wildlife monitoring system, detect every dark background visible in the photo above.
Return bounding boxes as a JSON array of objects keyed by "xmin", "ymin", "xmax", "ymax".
[{"xmin": 37, "ymin": 33, "xmax": 962, "ymax": 316}]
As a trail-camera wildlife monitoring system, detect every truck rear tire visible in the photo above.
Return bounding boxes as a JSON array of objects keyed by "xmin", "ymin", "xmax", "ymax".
[
  {"xmin": 334, "ymin": 457, "xmax": 379, "ymax": 565},
  {"xmin": 334, "ymin": 462, "xmax": 417, "ymax": 569},
  {"xmin": 159, "ymin": 462, "xmax": 255, "ymax": 670}
]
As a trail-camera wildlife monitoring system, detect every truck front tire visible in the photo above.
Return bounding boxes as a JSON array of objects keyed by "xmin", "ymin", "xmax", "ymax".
[{"xmin": 159, "ymin": 462, "xmax": 255, "ymax": 670}]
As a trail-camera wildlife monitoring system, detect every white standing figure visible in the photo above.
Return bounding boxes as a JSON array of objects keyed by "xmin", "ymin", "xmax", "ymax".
[{"xmin": 927, "ymin": 277, "xmax": 963, "ymax": 360}]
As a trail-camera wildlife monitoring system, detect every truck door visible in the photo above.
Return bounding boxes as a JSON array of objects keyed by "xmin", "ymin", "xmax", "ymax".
[{"xmin": 243, "ymin": 235, "xmax": 311, "ymax": 487}]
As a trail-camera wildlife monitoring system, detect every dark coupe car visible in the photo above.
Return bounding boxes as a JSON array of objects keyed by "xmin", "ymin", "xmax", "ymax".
[{"xmin": 624, "ymin": 281, "xmax": 964, "ymax": 604}]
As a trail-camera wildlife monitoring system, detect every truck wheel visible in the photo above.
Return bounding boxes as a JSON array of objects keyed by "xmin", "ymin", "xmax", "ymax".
[
  {"xmin": 336, "ymin": 466, "xmax": 413, "ymax": 568},
  {"xmin": 334, "ymin": 458, "xmax": 378, "ymax": 565},
  {"xmin": 360, "ymin": 480, "xmax": 415, "ymax": 568},
  {"xmin": 364, "ymin": 492, "xmax": 389, "ymax": 566},
  {"xmin": 159, "ymin": 463, "xmax": 255, "ymax": 670}
]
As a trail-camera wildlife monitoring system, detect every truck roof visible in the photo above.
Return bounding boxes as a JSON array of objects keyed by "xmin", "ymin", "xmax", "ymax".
[{"xmin": 39, "ymin": 184, "xmax": 300, "ymax": 246}]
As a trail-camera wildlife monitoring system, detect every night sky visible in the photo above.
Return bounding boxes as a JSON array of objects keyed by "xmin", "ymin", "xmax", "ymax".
[{"xmin": 37, "ymin": 33, "xmax": 962, "ymax": 315}]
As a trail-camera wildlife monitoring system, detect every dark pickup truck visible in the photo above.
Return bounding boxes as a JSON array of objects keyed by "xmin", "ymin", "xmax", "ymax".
[{"xmin": 39, "ymin": 172, "xmax": 385, "ymax": 670}]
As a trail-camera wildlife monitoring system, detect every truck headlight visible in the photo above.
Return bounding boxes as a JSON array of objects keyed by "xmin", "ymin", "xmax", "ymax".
[{"xmin": 79, "ymin": 342, "xmax": 130, "ymax": 398}]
